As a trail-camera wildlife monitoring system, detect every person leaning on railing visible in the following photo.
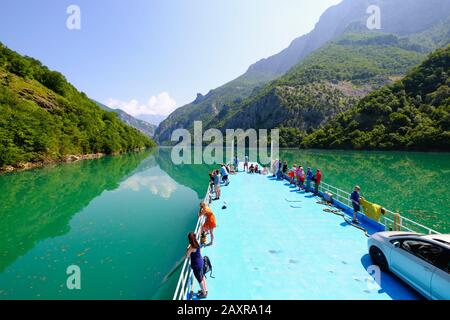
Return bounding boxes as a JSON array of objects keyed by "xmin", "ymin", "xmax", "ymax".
[
  {"xmin": 350, "ymin": 186, "xmax": 361, "ymax": 224},
  {"xmin": 185, "ymin": 232, "xmax": 208, "ymax": 299},
  {"xmin": 199, "ymin": 202, "xmax": 217, "ymax": 246}
]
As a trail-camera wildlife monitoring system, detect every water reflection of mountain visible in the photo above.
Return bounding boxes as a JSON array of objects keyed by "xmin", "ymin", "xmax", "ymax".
[
  {"xmin": 155, "ymin": 148, "xmax": 215, "ymax": 200},
  {"xmin": 0, "ymin": 150, "xmax": 154, "ymax": 272}
]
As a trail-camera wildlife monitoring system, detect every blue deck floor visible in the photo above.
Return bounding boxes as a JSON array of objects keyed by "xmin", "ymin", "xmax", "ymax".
[{"xmin": 196, "ymin": 168, "xmax": 422, "ymax": 300}]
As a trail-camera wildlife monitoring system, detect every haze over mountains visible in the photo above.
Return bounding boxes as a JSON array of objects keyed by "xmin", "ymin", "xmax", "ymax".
[
  {"xmin": 95, "ymin": 101, "xmax": 157, "ymax": 137},
  {"xmin": 156, "ymin": 0, "xmax": 450, "ymax": 145}
]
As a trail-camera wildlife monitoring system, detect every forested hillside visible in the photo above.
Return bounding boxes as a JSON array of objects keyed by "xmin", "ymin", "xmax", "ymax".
[
  {"xmin": 204, "ymin": 30, "xmax": 439, "ymax": 138},
  {"xmin": 0, "ymin": 43, "xmax": 155, "ymax": 170},
  {"xmin": 302, "ymin": 45, "xmax": 450, "ymax": 150},
  {"xmin": 156, "ymin": 0, "xmax": 450, "ymax": 145}
]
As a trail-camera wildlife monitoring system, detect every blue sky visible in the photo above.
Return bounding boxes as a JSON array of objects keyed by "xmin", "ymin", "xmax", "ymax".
[{"xmin": 0, "ymin": 0, "xmax": 341, "ymax": 123}]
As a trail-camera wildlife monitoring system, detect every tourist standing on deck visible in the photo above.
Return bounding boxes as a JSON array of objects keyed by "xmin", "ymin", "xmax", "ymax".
[
  {"xmin": 244, "ymin": 155, "xmax": 249, "ymax": 172},
  {"xmin": 282, "ymin": 161, "xmax": 288, "ymax": 179},
  {"xmin": 314, "ymin": 169, "xmax": 322, "ymax": 195},
  {"xmin": 221, "ymin": 164, "xmax": 230, "ymax": 186},
  {"xmin": 276, "ymin": 160, "xmax": 283, "ymax": 179},
  {"xmin": 186, "ymin": 232, "xmax": 208, "ymax": 299},
  {"xmin": 199, "ymin": 202, "xmax": 217, "ymax": 246},
  {"xmin": 351, "ymin": 186, "xmax": 361, "ymax": 224},
  {"xmin": 209, "ymin": 172, "xmax": 215, "ymax": 196},
  {"xmin": 289, "ymin": 164, "xmax": 297, "ymax": 184},
  {"xmin": 306, "ymin": 168, "xmax": 313, "ymax": 192},
  {"xmin": 213, "ymin": 170, "xmax": 221, "ymax": 200},
  {"xmin": 233, "ymin": 156, "xmax": 239, "ymax": 172},
  {"xmin": 298, "ymin": 166, "xmax": 305, "ymax": 190},
  {"xmin": 295, "ymin": 165, "xmax": 301, "ymax": 186}
]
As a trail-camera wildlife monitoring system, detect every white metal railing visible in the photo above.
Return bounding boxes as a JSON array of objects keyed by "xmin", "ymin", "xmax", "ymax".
[
  {"xmin": 319, "ymin": 181, "xmax": 441, "ymax": 235},
  {"xmin": 173, "ymin": 184, "xmax": 212, "ymax": 300},
  {"xmin": 173, "ymin": 175, "xmax": 441, "ymax": 300}
]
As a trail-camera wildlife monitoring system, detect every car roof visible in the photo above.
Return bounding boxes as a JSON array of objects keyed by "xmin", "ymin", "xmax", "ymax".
[{"xmin": 422, "ymin": 234, "xmax": 450, "ymax": 247}]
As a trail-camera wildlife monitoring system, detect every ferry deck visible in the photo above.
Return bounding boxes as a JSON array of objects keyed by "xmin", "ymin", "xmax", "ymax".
[{"xmin": 174, "ymin": 163, "xmax": 424, "ymax": 300}]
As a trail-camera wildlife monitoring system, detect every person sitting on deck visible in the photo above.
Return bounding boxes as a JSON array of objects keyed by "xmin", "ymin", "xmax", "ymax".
[
  {"xmin": 186, "ymin": 232, "xmax": 208, "ymax": 299},
  {"xmin": 306, "ymin": 168, "xmax": 313, "ymax": 192},
  {"xmin": 255, "ymin": 164, "xmax": 261, "ymax": 174},
  {"xmin": 262, "ymin": 166, "xmax": 268, "ymax": 175},
  {"xmin": 213, "ymin": 170, "xmax": 221, "ymax": 200},
  {"xmin": 350, "ymin": 186, "xmax": 361, "ymax": 224},
  {"xmin": 199, "ymin": 202, "xmax": 217, "ymax": 246},
  {"xmin": 314, "ymin": 169, "xmax": 322, "ymax": 195},
  {"xmin": 249, "ymin": 164, "xmax": 255, "ymax": 173},
  {"xmin": 228, "ymin": 165, "xmax": 236, "ymax": 174}
]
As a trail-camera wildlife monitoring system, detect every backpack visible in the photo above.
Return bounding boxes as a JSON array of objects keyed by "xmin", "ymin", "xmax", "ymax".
[
  {"xmin": 200, "ymin": 231, "xmax": 208, "ymax": 245},
  {"xmin": 203, "ymin": 256, "xmax": 214, "ymax": 278}
]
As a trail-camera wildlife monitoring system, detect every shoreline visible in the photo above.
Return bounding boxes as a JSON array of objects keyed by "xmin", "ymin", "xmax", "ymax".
[
  {"xmin": 0, "ymin": 153, "xmax": 106, "ymax": 174},
  {"xmin": 0, "ymin": 147, "xmax": 150, "ymax": 175}
]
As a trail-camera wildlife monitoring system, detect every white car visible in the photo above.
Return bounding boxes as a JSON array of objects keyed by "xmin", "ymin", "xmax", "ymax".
[{"xmin": 368, "ymin": 231, "xmax": 450, "ymax": 300}]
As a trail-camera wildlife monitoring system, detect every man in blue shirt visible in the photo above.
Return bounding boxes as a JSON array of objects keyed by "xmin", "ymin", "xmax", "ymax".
[
  {"xmin": 350, "ymin": 186, "xmax": 361, "ymax": 224},
  {"xmin": 221, "ymin": 164, "xmax": 230, "ymax": 186},
  {"xmin": 306, "ymin": 168, "xmax": 313, "ymax": 192}
]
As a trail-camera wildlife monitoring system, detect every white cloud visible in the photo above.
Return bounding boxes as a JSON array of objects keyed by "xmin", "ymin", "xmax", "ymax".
[
  {"xmin": 120, "ymin": 172, "xmax": 178, "ymax": 199},
  {"xmin": 106, "ymin": 92, "xmax": 177, "ymax": 117}
]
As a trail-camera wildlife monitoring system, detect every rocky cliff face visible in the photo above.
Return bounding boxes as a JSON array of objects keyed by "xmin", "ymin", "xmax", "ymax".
[{"xmin": 156, "ymin": 0, "xmax": 450, "ymax": 144}]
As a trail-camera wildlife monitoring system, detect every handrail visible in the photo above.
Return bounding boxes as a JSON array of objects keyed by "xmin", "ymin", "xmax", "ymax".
[
  {"xmin": 319, "ymin": 181, "xmax": 441, "ymax": 235},
  {"xmin": 174, "ymin": 175, "xmax": 441, "ymax": 299},
  {"xmin": 173, "ymin": 183, "xmax": 212, "ymax": 300}
]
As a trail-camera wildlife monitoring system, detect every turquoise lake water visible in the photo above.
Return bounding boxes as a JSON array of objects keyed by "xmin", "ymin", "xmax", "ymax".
[{"xmin": 0, "ymin": 148, "xmax": 448, "ymax": 299}]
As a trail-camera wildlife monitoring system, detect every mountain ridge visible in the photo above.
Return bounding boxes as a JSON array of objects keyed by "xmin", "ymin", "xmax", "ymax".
[
  {"xmin": 302, "ymin": 45, "xmax": 450, "ymax": 150},
  {"xmin": 156, "ymin": 0, "xmax": 450, "ymax": 144},
  {"xmin": 95, "ymin": 101, "xmax": 157, "ymax": 137}
]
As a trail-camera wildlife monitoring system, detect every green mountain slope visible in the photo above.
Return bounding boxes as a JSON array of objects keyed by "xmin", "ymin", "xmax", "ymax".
[
  {"xmin": 206, "ymin": 29, "xmax": 447, "ymax": 136},
  {"xmin": 0, "ymin": 43, "xmax": 156, "ymax": 170},
  {"xmin": 95, "ymin": 101, "xmax": 157, "ymax": 137},
  {"xmin": 156, "ymin": 0, "xmax": 450, "ymax": 144},
  {"xmin": 302, "ymin": 45, "xmax": 450, "ymax": 151}
]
